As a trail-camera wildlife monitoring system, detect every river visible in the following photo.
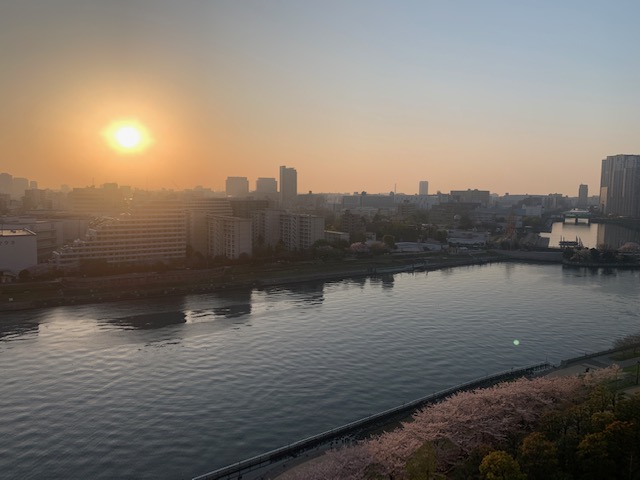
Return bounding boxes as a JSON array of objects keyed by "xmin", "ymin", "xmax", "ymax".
[
  {"xmin": 543, "ymin": 221, "xmax": 640, "ymax": 248},
  {"xmin": 1, "ymin": 263, "xmax": 639, "ymax": 479}
]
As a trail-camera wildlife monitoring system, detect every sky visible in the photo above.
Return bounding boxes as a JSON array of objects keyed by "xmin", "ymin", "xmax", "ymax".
[{"xmin": 1, "ymin": 1, "xmax": 639, "ymax": 195}]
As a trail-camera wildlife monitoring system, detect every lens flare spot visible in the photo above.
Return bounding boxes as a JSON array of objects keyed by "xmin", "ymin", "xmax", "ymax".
[{"xmin": 513, "ymin": 339, "xmax": 520, "ymax": 346}]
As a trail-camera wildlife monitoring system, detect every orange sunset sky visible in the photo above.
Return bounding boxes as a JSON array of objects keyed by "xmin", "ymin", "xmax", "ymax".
[{"xmin": 1, "ymin": 1, "xmax": 639, "ymax": 195}]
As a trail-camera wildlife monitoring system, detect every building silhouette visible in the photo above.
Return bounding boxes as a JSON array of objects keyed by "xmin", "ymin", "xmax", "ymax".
[
  {"xmin": 53, "ymin": 194, "xmax": 186, "ymax": 270},
  {"xmin": 419, "ymin": 181, "xmax": 429, "ymax": 196},
  {"xmin": 252, "ymin": 209, "xmax": 324, "ymax": 251},
  {"xmin": 279, "ymin": 166, "xmax": 297, "ymax": 204},
  {"xmin": 450, "ymin": 189, "xmax": 491, "ymax": 207},
  {"xmin": 208, "ymin": 215, "xmax": 252, "ymax": 259},
  {"xmin": 0, "ymin": 173, "xmax": 12, "ymax": 194},
  {"xmin": 225, "ymin": 177, "xmax": 249, "ymax": 197},
  {"xmin": 578, "ymin": 184, "xmax": 588, "ymax": 208},
  {"xmin": 184, "ymin": 196, "xmax": 233, "ymax": 257},
  {"xmin": 600, "ymin": 154, "xmax": 640, "ymax": 217},
  {"xmin": 256, "ymin": 177, "xmax": 277, "ymax": 194}
]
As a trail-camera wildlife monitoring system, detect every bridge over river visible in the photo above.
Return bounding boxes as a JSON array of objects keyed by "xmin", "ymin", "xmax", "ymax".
[{"xmin": 563, "ymin": 208, "xmax": 592, "ymax": 224}]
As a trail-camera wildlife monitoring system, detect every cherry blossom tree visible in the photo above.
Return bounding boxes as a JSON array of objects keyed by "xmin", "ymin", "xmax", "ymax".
[{"xmin": 285, "ymin": 367, "xmax": 620, "ymax": 480}]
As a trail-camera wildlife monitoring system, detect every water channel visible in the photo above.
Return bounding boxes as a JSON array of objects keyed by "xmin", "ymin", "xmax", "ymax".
[
  {"xmin": 1, "ymin": 263, "xmax": 639, "ymax": 479},
  {"xmin": 544, "ymin": 221, "xmax": 640, "ymax": 248}
]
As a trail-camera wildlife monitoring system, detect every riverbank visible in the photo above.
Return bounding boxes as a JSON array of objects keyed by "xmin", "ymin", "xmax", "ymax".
[
  {"xmin": 0, "ymin": 252, "xmax": 501, "ymax": 312},
  {"xmin": 261, "ymin": 347, "xmax": 640, "ymax": 480}
]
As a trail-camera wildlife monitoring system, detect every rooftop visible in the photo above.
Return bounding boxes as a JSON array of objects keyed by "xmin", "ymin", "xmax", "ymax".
[{"xmin": 0, "ymin": 229, "xmax": 35, "ymax": 237}]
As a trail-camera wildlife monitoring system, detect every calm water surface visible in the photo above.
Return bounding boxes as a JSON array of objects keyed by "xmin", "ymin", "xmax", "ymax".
[
  {"xmin": 544, "ymin": 221, "xmax": 640, "ymax": 248},
  {"xmin": 1, "ymin": 263, "xmax": 639, "ymax": 479}
]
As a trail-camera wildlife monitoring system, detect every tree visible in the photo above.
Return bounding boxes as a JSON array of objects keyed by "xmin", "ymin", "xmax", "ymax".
[
  {"xmin": 152, "ymin": 260, "xmax": 168, "ymax": 273},
  {"xmin": 370, "ymin": 241, "xmax": 389, "ymax": 256},
  {"xmin": 459, "ymin": 214, "xmax": 473, "ymax": 230},
  {"xmin": 434, "ymin": 230, "xmax": 448, "ymax": 244},
  {"xmin": 577, "ymin": 432, "xmax": 613, "ymax": 479},
  {"xmin": 18, "ymin": 269, "xmax": 31, "ymax": 282},
  {"xmin": 79, "ymin": 258, "xmax": 110, "ymax": 276},
  {"xmin": 601, "ymin": 249, "xmax": 616, "ymax": 263},
  {"xmin": 405, "ymin": 442, "xmax": 444, "ymax": 480},
  {"xmin": 479, "ymin": 451, "xmax": 526, "ymax": 480},
  {"xmin": 382, "ymin": 234, "xmax": 395, "ymax": 249},
  {"xmin": 518, "ymin": 432, "xmax": 558, "ymax": 480},
  {"xmin": 286, "ymin": 369, "xmax": 620, "ymax": 480}
]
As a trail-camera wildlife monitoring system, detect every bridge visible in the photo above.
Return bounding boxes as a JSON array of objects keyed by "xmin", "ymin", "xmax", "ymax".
[{"xmin": 563, "ymin": 209, "xmax": 591, "ymax": 224}]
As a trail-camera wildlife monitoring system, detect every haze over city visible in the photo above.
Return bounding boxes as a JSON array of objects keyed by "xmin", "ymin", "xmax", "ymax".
[{"xmin": 3, "ymin": 1, "xmax": 639, "ymax": 194}]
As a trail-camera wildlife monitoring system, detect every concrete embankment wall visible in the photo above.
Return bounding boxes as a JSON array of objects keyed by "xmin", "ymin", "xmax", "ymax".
[
  {"xmin": 498, "ymin": 250, "xmax": 563, "ymax": 263},
  {"xmin": 192, "ymin": 362, "xmax": 551, "ymax": 480},
  {"xmin": 255, "ymin": 256, "xmax": 500, "ymax": 288}
]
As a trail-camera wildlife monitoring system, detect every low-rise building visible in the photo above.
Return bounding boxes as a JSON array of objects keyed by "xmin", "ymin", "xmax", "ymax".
[
  {"xmin": 0, "ymin": 217, "xmax": 64, "ymax": 263},
  {"xmin": 0, "ymin": 229, "xmax": 37, "ymax": 274},
  {"xmin": 324, "ymin": 230, "xmax": 350, "ymax": 243}
]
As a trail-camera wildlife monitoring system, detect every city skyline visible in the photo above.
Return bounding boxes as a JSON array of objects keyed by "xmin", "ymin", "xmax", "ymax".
[{"xmin": 2, "ymin": 1, "xmax": 639, "ymax": 194}]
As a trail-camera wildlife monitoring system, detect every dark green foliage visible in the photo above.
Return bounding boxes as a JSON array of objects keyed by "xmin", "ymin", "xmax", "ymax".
[
  {"xmin": 518, "ymin": 432, "xmax": 559, "ymax": 480},
  {"xmin": 484, "ymin": 389, "xmax": 640, "ymax": 480},
  {"xmin": 478, "ymin": 451, "xmax": 526, "ymax": 480},
  {"xmin": 450, "ymin": 444, "xmax": 493, "ymax": 480},
  {"xmin": 405, "ymin": 442, "xmax": 445, "ymax": 480}
]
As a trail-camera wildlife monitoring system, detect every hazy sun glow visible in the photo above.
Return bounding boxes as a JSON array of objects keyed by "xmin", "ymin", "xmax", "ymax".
[{"xmin": 103, "ymin": 120, "xmax": 153, "ymax": 154}]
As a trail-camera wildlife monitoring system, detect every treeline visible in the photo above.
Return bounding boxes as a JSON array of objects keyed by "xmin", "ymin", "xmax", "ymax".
[{"xmin": 286, "ymin": 367, "xmax": 640, "ymax": 479}]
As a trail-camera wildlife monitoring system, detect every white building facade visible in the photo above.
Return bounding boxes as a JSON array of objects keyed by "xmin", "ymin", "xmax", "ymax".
[
  {"xmin": 0, "ymin": 229, "xmax": 37, "ymax": 274},
  {"xmin": 252, "ymin": 210, "xmax": 324, "ymax": 251},
  {"xmin": 207, "ymin": 215, "xmax": 252, "ymax": 259},
  {"xmin": 279, "ymin": 213, "xmax": 324, "ymax": 251},
  {"xmin": 53, "ymin": 198, "xmax": 186, "ymax": 270}
]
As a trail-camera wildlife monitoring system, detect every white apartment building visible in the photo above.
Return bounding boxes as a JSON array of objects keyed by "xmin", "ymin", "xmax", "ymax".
[
  {"xmin": 185, "ymin": 197, "xmax": 233, "ymax": 256},
  {"xmin": 207, "ymin": 215, "xmax": 252, "ymax": 259},
  {"xmin": 252, "ymin": 210, "xmax": 324, "ymax": 251},
  {"xmin": 0, "ymin": 229, "xmax": 37, "ymax": 274},
  {"xmin": 251, "ymin": 209, "xmax": 284, "ymax": 247},
  {"xmin": 1, "ymin": 217, "xmax": 65, "ymax": 263},
  {"xmin": 279, "ymin": 213, "xmax": 324, "ymax": 251},
  {"xmin": 52, "ymin": 198, "xmax": 186, "ymax": 270}
]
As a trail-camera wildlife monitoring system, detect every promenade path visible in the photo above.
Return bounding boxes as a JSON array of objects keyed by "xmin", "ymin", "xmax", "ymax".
[{"xmin": 267, "ymin": 350, "xmax": 640, "ymax": 480}]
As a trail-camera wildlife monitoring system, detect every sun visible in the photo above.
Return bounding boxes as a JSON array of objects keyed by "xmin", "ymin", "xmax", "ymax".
[
  {"xmin": 103, "ymin": 120, "xmax": 153, "ymax": 154},
  {"xmin": 115, "ymin": 125, "xmax": 142, "ymax": 149}
]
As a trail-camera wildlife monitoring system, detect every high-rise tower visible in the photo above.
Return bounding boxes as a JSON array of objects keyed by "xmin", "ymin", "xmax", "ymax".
[
  {"xmin": 600, "ymin": 154, "xmax": 640, "ymax": 217},
  {"xmin": 279, "ymin": 166, "xmax": 297, "ymax": 204},
  {"xmin": 577, "ymin": 184, "xmax": 588, "ymax": 208}
]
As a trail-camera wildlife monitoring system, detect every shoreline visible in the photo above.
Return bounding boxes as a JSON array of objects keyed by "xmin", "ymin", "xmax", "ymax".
[
  {"xmin": 247, "ymin": 346, "xmax": 640, "ymax": 480},
  {"xmin": 0, "ymin": 253, "xmax": 504, "ymax": 312}
]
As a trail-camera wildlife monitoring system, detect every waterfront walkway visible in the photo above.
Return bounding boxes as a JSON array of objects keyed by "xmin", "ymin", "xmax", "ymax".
[
  {"xmin": 195, "ymin": 346, "xmax": 640, "ymax": 480},
  {"xmin": 193, "ymin": 363, "xmax": 552, "ymax": 480}
]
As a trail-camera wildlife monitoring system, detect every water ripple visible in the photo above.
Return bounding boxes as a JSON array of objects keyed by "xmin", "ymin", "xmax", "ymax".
[{"xmin": 1, "ymin": 264, "xmax": 639, "ymax": 479}]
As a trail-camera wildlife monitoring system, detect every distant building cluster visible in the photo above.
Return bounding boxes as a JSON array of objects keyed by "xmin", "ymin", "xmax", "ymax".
[{"xmin": 0, "ymin": 153, "xmax": 636, "ymax": 279}]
